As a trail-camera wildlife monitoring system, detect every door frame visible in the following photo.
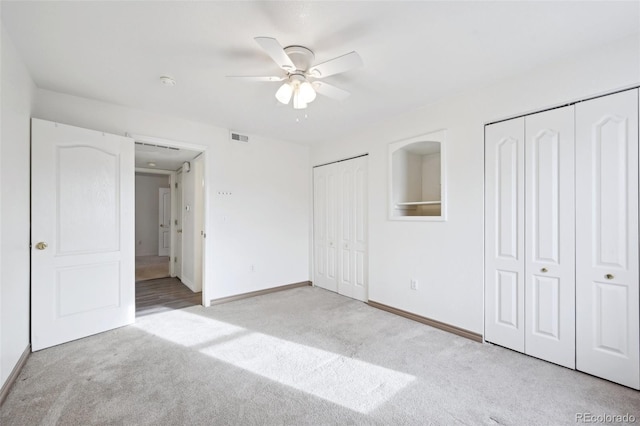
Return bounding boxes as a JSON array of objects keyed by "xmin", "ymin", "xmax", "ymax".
[{"xmin": 130, "ymin": 133, "xmax": 210, "ymax": 307}]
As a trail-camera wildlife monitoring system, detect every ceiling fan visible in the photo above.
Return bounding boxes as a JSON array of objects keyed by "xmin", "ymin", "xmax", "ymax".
[{"xmin": 227, "ymin": 37, "xmax": 363, "ymax": 109}]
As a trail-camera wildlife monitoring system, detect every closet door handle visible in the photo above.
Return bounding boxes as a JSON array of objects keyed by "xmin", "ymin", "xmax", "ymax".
[
  {"xmin": 605, "ymin": 273, "xmax": 614, "ymax": 280},
  {"xmin": 540, "ymin": 267, "xmax": 548, "ymax": 273}
]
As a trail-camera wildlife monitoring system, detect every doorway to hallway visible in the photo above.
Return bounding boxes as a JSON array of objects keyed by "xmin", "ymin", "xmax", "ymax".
[{"xmin": 133, "ymin": 135, "xmax": 207, "ymax": 316}]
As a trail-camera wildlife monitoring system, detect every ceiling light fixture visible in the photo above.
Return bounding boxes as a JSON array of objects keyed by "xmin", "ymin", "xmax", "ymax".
[
  {"xmin": 275, "ymin": 82, "xmax": 293, "ymax": 104},
  {"xmin": 228, "ymin": 37, "xmax": 363, "ymax": 110},
  {"xmin": 275, "ymin": 74, "xmax": 317, "ymax": 109},
  {"xmin": 147, "ymin": 162, "xmax": 156, "ymax": 167},
  {"xmin": 299, "ymin": 81, "xmax": 316, "ymax": 103}
]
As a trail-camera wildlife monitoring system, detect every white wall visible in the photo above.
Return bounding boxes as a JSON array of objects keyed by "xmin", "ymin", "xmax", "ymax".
[
  {"xmin": 193, "ymin": 157, "xmax": 204, "ymax": 291},
  {"xmin": 422, "ymin": 153, "xmax": 440, "ymax": 201},
  {"xmin": 0, "ymin": 23, "xmax": 36, "ymax": 389},
  {"xmin": 135, "ymin": 173, "xmax": 170, "ymax": 256},
  {"xmin": 33, "ymin": 89, "xmax": 310, "ymax": 302},
  {"xmin": 311, "ymin": 35, "xmax": 640, "ymax": 334},
  {"xmin": 208, "ymin": 126, "xmax": 310, "ymax": 298}
]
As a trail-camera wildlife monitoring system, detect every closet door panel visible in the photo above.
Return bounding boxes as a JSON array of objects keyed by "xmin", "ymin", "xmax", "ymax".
[
  {"xmin": 339, "ymin": 162, "xmax": 355, "ymax": 298},
  {"xmin": 353, "ymin": 157, "xmax": 368, "ymax": 301},
  {"xmin": 338, "ymin": 156, "xmax": 368, "ymax": 302},
  {"xmin": 576, "ymin": 89, "xmax": 639, "ymax": 389},
  {"xmin": 485, "ymin": 118, "xmax": 525, "ymax": 352},
  {"xmin": 313, "ymin": 164, "xmax": 338, "ymax": 292},
  {"xmin": 314, "ymin": 169, "xmax": 326, "ymax": 277},
  {"xmin": 524, "ymin": 106, "xmax": 575, "ymax": 369},
  {"xmin": 326, "ymin": 166, "xmax": 339, "ymax": 288}
]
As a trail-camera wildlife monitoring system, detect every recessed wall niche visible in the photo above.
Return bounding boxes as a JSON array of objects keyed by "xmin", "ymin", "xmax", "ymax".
[{"xmin": 389, "ymin": 129, "xmax": 447, "ymax": 221}]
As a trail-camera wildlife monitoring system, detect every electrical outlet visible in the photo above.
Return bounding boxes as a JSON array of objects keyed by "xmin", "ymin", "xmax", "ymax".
[{"xmin": 410, "ymin": 279, "xmax": 418, "ymax": 290}]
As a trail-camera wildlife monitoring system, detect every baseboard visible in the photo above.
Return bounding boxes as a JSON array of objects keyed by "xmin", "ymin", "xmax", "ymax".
[
  {"xmin": 209, "ymin": 281, "xmax": 312, "ymax": 306},
  {"xmin": 0, "ymin": 344, "xmax": 31, "ymax": 407},
  {"xmin": 367, "ymin": 300, "xmax": 483, "ymax": 343}
]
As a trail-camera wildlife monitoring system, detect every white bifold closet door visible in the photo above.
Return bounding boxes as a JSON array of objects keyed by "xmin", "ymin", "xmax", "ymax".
[
  {"xmin": 485, "ymin": 106, "xmax": 575, "ymax": 368},
  {"xmin": 485, "ymin": 118, "xmax": 526, "ymax": 353},
  {"xmin": 313, "ymin": 162, "xmax": 339, "ymax": 292},
  {"xmin": 313, "ymin": 156, "xmax": 368, "ymax": 302},
  {"xmin": 524, "ymin": 106, "xmax": 575, "ymax": 369},
  {"xmin": 576, "ymin": 89, "xmax": 639, "ymax": 389}
]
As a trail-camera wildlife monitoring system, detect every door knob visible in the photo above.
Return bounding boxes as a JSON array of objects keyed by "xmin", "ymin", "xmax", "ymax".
[
  {"xmin": 177, "ymin": 229, "xmax": 182, "ymax": 234},
  {"xmin": 540, "ymin": 267, "xmax": 548, "ymax": 273},
  {"xmin": 35, "ymin": 242, "xmax": 48, "ymax": 250},
  {"xmin": 605, "ymin": 274, "xmax": 614, "ymax": 280}
]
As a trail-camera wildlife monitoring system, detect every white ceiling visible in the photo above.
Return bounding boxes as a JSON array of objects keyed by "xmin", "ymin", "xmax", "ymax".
[{"xmin": 2, "ymin": 1, "xmax": 639, "ymax": 145}]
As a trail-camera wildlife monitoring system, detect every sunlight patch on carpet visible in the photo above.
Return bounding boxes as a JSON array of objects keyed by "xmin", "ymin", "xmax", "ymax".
[
  {"xmin": 133, "ymin": 309, "xmax": 415, "ymax": 414},
  {"xmin": 200, "ymin": 331, "xmax": 416, "ymax": 414}
]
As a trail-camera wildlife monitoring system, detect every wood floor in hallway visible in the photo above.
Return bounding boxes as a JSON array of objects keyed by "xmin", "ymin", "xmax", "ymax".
[{"xmin": 136, "ymin": 277, "xmax": 202, "ymax": 317}]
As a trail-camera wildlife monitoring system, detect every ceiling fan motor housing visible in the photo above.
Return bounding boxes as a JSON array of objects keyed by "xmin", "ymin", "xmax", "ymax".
[{"xmin": 283, "ymin": 45, "xmax": 315, "ymax": 72}]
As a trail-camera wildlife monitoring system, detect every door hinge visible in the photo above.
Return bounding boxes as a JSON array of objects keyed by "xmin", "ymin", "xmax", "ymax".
[
  {"xmin": 175, "ymin": 219, "xmax": 178, "ymax": 225},
  {"xmin": 175, "ymin": 182, "xmax": 178, "ymax": 188},
  {"xmin": 174, "ymin": 257, "xmax": 177, "ymax": 263}
]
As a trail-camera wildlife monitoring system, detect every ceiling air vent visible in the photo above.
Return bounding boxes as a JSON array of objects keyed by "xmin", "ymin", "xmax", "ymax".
[{"xmin": 230, "ymin": 131, "xmax": 249, "ymax": 143}]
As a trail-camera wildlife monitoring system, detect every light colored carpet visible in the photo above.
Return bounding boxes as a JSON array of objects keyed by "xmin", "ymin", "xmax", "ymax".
[
  {"xmin": 135, "ymin": 255, "xmax": 170, "ymax": 281},
  {"xmin": 1, "ymin": 286, "xmax": 638, "ymax": 425}
]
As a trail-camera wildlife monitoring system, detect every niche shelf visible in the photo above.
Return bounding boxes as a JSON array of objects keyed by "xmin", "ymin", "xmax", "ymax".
[{"xmin": 389, "ymin": 129, "xmax": 447, "ymax": 221}]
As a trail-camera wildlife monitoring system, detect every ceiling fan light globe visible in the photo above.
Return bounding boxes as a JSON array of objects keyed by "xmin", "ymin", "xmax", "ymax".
[
  {"xmin": 293, "ymin": 90, "xmax": 307, "ymax": 109},
  {"xmin": 275, "ymin": 82, "xmax": 293, "ymax": 104},
  {"xmin": 299, "ymin": 81, "xmax": 317, "ymax": 103}
]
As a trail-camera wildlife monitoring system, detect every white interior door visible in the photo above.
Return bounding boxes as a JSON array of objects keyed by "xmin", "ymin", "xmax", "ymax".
[
  {"xmin": 524, "ymin": 106, "xmax": 575, "ymax": 368},
  {"xmin": 485, "ymin": 117, "xmax": 525, "ymax": 352},
  {"xmin": 31, "ymin": 119, "xmax": 135, "ymax": 351},
  {"xmin": 158, "ymin": 187, "xmax": 170, "ymax": 256},
  {"xmin": 313, "ymin": 163, "xmax": 338, "ymax": 292},
  {"xmin": 337, "ymin": 156, "xmax": 368, "ymax": 301},
  {"xmin": 576, "ymin": 89, "xmax": 639, "ymax": 389}
]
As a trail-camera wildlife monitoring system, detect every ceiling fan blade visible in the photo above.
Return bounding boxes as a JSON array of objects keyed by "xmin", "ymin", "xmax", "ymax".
[
  {"xmin": 254, "ymin": 37, "xmax": 296, "ymax": 71},
  {"xmin": 227, "ymin": 75, "xmax": 285, "ymax": 82},
  {"xmin": 309, "ymin": 51, "xmax": 362, "ymax": 78},
  {"xmin": 312, "ymin": 81, "xmax": 351, "ymax": 101}
]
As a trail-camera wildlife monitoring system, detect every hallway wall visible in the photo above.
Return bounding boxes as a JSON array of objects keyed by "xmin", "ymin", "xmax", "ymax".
[{"xmin": 135, "ymin": 173, "xmax": 170, "ymax": 257}]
